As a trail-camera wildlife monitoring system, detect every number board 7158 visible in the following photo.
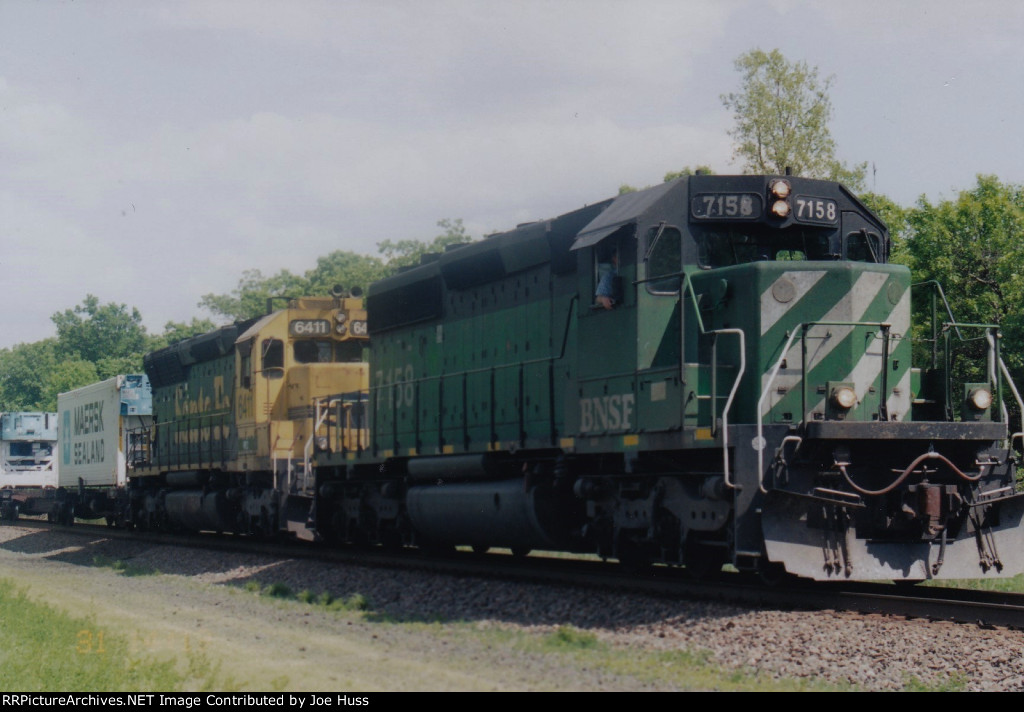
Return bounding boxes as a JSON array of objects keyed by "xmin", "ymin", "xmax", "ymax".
[
  {"xmin": 793, "ymin": 196, "xmax": 838, "ymax": 225},
  {"xmin": 690, "ymin": 193, "xmax": 763, "ymax": 220}
]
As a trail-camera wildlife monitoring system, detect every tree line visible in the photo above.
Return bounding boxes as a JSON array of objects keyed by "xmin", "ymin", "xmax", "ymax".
[
  {"xmin": 2, "ymin": 49, "xmax": 1021, "ymax": 412},
  {"xmin": 0, "ymin": 220, "xmax": 470, "ymax": 411}
]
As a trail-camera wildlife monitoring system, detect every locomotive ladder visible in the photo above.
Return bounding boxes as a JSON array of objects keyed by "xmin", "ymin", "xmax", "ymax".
[{"xmin": 677, "ymin": 273, "xmax": 746, "ymax": 487}]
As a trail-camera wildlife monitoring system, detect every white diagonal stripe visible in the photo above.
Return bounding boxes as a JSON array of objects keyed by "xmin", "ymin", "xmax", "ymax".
[{"xmin": 760, "ymin": 270, "xmax": 827, "ymax": 336}]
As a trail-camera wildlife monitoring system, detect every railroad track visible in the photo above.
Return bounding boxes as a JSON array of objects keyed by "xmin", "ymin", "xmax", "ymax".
[{"xmin": 6, "ymin": 518, "xmax": 1024, "ymax": 629}]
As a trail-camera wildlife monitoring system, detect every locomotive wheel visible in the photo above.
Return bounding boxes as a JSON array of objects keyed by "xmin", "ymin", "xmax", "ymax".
[
  {"xmin": 757, "ymin": 558, "xmax": 793, "ymax": 586},
  {"xmin": 616, "ymin": 536, "xmax": 651, "ymax": 572},
  {"xmin": 684, "ymin": 539, "xmax": 726, "ymax": 580},
  {"xmin": 418, "ymin": 537, "xmax": 456, "ymax": 556},
  {"xmin": 471, "ymin": 545, "xmax": 490, "ymax": 555},
  {"xmin": 510, "ymin": 546, "xmax": 531, "ymax": 558},
  {"xmin": 380, "ymin": 527, "xmax": 404, "ymax": 552}
]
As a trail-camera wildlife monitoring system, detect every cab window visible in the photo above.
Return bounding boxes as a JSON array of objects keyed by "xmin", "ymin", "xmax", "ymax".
[
  {"xmin": 695, "ymin": 227, "xmax": 833, "ymax": 268},
  {"xmin": 336, "ymin": 341, "xmax": 363, "ymax": 362},
  {"xmin": 262, "ymin": 338, "xmax": 284, "ymax": 378},
  {"xmin": 646, "ymin": 225, "xmax": 682, "ymax": 294},
  {"xmin": 845, "ymin": 231, "xmax": 883, "ymax": 262},
  {"xmin": 294, "ymin": 340, "xmax": 333, "ymax": 364}
]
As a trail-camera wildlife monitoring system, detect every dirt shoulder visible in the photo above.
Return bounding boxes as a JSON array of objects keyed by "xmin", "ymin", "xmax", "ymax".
[{"xmin": 0, "ymin": 525, "xmax": 661, "ymax": 692}]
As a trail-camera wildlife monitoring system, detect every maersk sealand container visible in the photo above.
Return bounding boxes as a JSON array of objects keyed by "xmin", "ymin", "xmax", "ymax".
[{"xmin": 58, "ymin": 374, "xmax": 153, "ymax": 489}]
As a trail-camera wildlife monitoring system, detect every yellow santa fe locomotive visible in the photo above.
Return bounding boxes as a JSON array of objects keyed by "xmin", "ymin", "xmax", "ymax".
[{"xmin": 130, "ymin": 290, "xmax": 368, "ymax": 537}]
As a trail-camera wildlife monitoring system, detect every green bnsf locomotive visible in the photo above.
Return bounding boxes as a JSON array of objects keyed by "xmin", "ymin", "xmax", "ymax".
[{"xmin": 316, "ymin": 173, "xmax": 1024, "ymax": 582}]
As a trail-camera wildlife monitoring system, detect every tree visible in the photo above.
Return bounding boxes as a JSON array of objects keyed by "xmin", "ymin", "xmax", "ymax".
[
  {"xmin": 377, "ymin": 218, "xmax": 471, "ymax": 271},
  {"xmin": 199, "ymin": 254, "xmax": 390, "ymax": 323},
  {"xmin": 304, "ymin": 251, "xmax": 389, "ymax": 297},
  {"xmin": 199, "ymin": 268, "xmax": 308, "ymax": 322},
  {"xmin": 722, "ymin": 48, "xmax": 866, "ymax": 190},
  {"xmin": 39, "ymin": 358, "xmax": 99, "ymax": 412},
  {"xmin": 663, "ymin": 165, "xmax": 714, "ymax": 182},
  {"xmin": 51, "ymin": 295, "xmax": 148, "ymax": 368},
  {"xmin": 620, "ymin": 166, "xmax": 716, "ymax": 195},
  {"xmin": 199, "ymin": 219, "xmax": 475, "ymax": 323},
  {"xmin": 860, "ymin": 192, "xmax": 910, "ymax": 263},
  {"xmin": 898, "ymin": 175, "xmax": 1024, "ymax": 405},
  {"xmin": 0, "ymin": 339, "xmax": 58, "ymax": 410},
  {"xmin": 150, "ymin": 318, "xmax": 219, "ymax": 350}
]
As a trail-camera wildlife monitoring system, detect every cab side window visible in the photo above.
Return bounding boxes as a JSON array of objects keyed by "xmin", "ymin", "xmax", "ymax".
[
  {"xmin": 846, "ymin": 231, "xmax": 883, "ymax": 262},
  {"xmin": 646, "ymin": 226, "xmax": 682, "ymax": 294},
  {"xmin": 594, "ymin": 243, "xmax": 620, "ymax": 309},
  {"xmin": 262, "ymin": 338, "xmax": 284, "ymax": 378}
]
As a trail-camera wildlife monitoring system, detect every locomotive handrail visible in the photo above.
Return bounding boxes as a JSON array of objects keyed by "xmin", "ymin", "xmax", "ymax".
[
  {"xmin": 312, "ymin": 390, "xmax": 369, "ymax": 459},
  {"xmin": 127, "ymin": 411, "xmax": 234, "ymax": 470},
  {"xmin": 304, "ymin": 395, "xmax": 352, "ymax": 482},
  {"xmin": 933, "ymin": 321, "xmax": 1002, "ymax": 422},
  {"xmin": 714, "ymin": 328, "xmax": 745, "ymax": 488},
  {"xmin": 679, "ymin": 273, "xmax": 746, "ymax": 488},
  {"xmin": 757, "ymin": 319, "xmax": 1015, "ymax": 492},
  {"xmin": 989, "ymin": 331, "xmax": 1024, "ymax": 452},
  {"xmin": 756, "ymin": 319, "xmax": 901, "ymax": 494},
  {"xmin": 912, "ymin": 280, "xmax": 964, "ymax": 351}
]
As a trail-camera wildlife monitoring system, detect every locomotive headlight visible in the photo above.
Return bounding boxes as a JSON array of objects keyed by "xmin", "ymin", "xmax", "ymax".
[
  {"xmin": 335, "ymin": 311, "xmax": 348, "ymax": 324},
  {"xmin": 769, "ymin": 179, "xmax": 791, "ymax": 199},
  {"xmin": 969, "ymin": 387, "xmax": 992, "ymax": 411},
  {"xmin": 315, "ymin": 436, "xmax": 329, "ymax": 451},
  {"xmin": 831, "ymin": 386, "xmax": 857, "ymax": 410},
  {"xmin": 335, "ymin": 323, "xmax": 347, "ymax": 335},
  {"xmin": 770, "ymin": 200, "xmax": 791, "ymax": 218}
]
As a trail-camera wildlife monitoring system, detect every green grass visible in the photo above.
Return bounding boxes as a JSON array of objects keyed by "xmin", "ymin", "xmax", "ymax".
[
  {"xmin": 229, "ymin": 584, "xmax": 862, "ymax": 690},
  {"xmin": 460, "ymin": 623, "xmax": 853, "ymax": 691},
  {"xmin": 91, "ymin": 555, "xmax": 159, "ymax": 577},
  {"xmin": 242, "ymin": 581, "xmax": 371, "ymax": 612},
  {"xmin": 236, "ymin": 581, "xmax": 967, "ymax": 691},
  {"xmin": 0, "ymin": 578, "xmax": 224, "ymax": 691},
  {"xmin": 903, "ymin": 672, "xmax": 969, "ymax": 692},
  {"xmin": 923, "ymin": 572, "xmax": 1024, "ymax": 593},
  {"xmin": 544, "ymin": 625, "xmax": 600, "ymax": 650}
]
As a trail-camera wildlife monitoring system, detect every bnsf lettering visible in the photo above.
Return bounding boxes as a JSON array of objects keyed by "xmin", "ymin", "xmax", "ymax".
[
  {"xmin": 580, "ymin": 393, "xmax": 635, "ymax": 433},
  {"xmin": 73, "ymin": 401, "xmax": 104, "ymax": 435}
]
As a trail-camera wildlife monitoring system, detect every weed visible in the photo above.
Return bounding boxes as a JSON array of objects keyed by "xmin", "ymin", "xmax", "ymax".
[
  {"xmin": 544, "ymin": 625, "xmax": 600, "ymax": 650},
  {"xmin": 927, "ymin": 573, "xmax": 1024, "ymax": 593},
  {"xmin": 242, "ymin": 582, "xmax": 370, "ymax": 614},
  {"xmin": 903, "ymin": 672, "xmax": 969, "ymax": 692},
  {"xmin": 91, "ymin": 556, "xmax": 158, "ymax": 577},
  {"xmin": 263, "ymin": 582, "xmax": 293, "ymax": 599},
  {"xmin": 326, "ymin": 593, "xmax": 370, "ymax": 612}
]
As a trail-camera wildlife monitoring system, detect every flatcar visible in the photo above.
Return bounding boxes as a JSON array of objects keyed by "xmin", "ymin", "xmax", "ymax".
[
  {"xmin": 310, "ymin": 173, "xmax": 1024, "ymax": 582},
  {"xmin": 0, "ymin": 412, "xmax": 59, "ymax": 519},
  {"xmin": 0, "ymin": 377, "xmax": 153, "ymax": 524}
]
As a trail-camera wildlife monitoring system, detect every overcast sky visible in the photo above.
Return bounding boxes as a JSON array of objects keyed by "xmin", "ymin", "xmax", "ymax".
[{"xmin": 3, "ymin": 0, "xmax": 1023, "ymax": 349}]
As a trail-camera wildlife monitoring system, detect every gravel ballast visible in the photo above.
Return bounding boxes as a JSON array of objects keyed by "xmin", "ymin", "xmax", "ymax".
[{"xmin": 1, "ymin": 524, "xmax": 1022, "ymax": 691}]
